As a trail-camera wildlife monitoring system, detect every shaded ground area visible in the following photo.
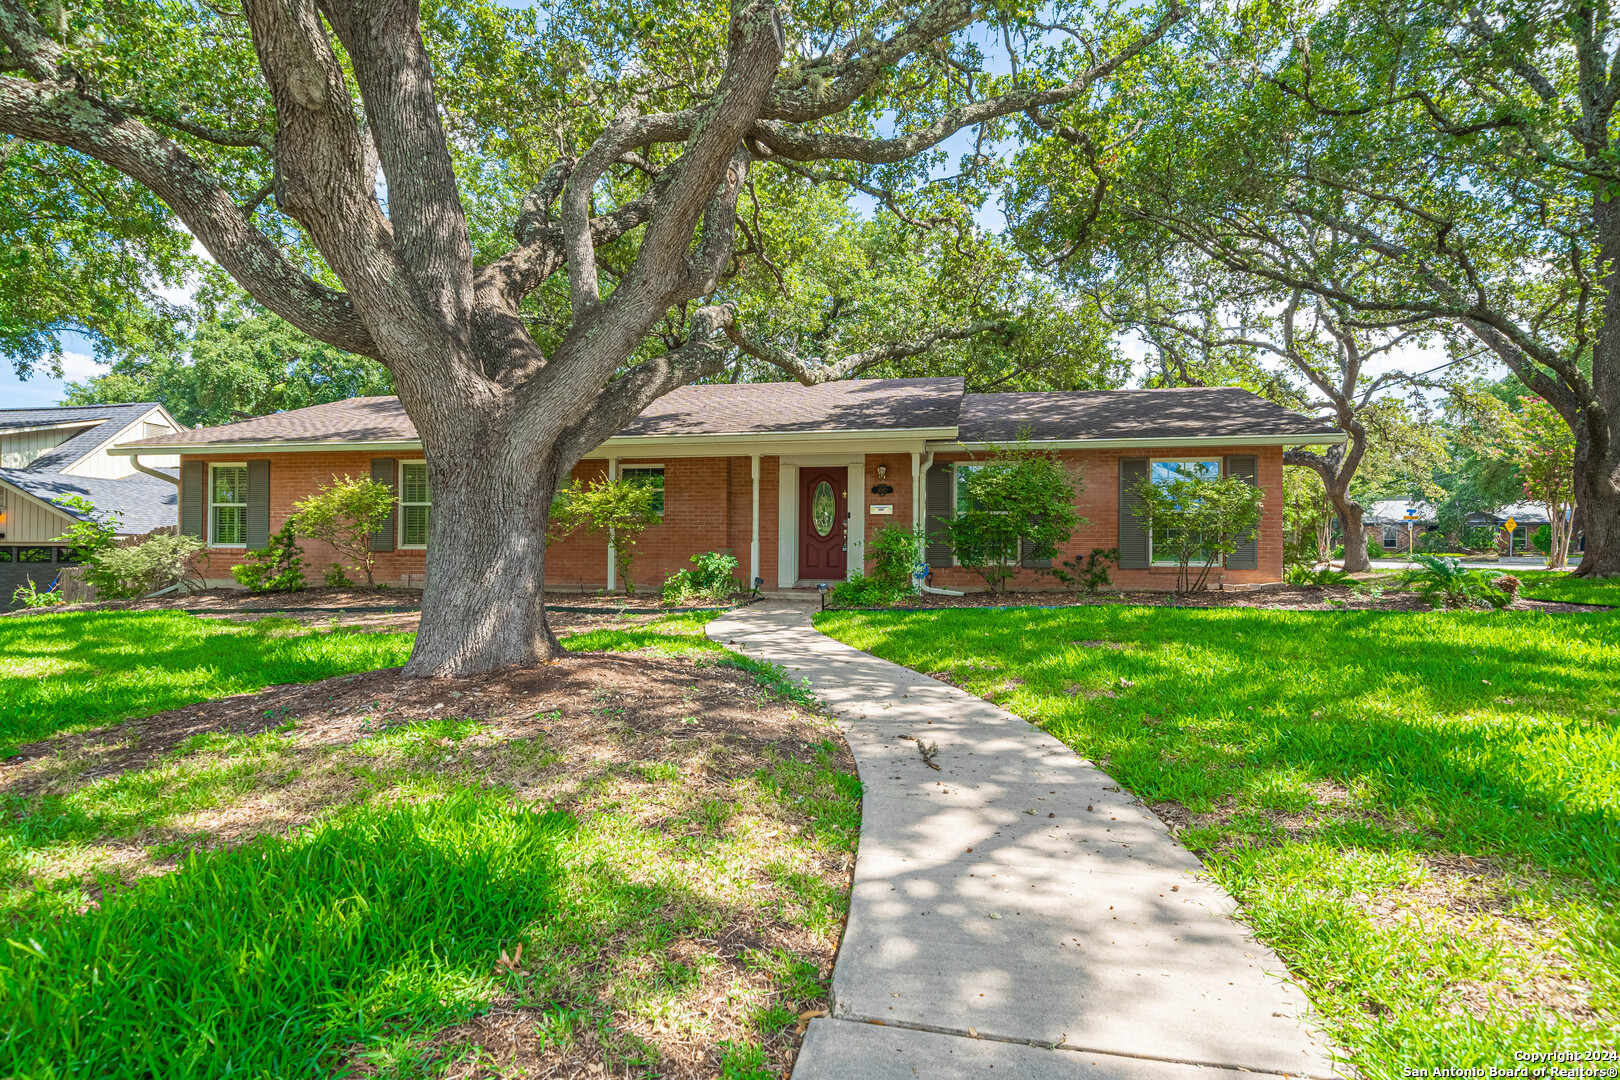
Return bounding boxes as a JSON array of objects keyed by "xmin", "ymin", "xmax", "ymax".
[
  {"xmin": 883, "ymin": 579, "xmax": 1606, "ymax": 613},
  {"xmin": 1, "ymin": 619, "xmax": 857, "ymax": 1079}
]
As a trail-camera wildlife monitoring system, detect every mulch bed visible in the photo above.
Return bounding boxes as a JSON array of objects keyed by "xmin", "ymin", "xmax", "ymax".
[
  {"xmin": 1, "ymin": 650, "xmax": 854, "ymax": 1079},
  {"xmin": 853, "ymin": 582, "xmax": 1607, "ymax": 614}
]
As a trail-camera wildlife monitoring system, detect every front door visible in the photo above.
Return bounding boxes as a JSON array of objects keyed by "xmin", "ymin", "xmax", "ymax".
[{"xmin": 798, "ymin": 467, "xmax": 848, "ymax": 580}]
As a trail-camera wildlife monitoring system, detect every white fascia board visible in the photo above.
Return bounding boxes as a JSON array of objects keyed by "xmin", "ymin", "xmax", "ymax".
[
  {"xmin": 107, "ymin": 439, "xmax": 426, "ymax": 456},
  {"xmin": 931, "ymin": 432, "xmax": 1349, "ymax": 451},
  {"xmin": 0, "ymin": 420, "xmax": 103, "ymax": 437}
]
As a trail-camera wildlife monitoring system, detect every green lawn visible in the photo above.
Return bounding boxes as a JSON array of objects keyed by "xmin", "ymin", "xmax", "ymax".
[
  {"xmin": 0, "ymin": 612, "xmax": 857, "ymax": 1078},
  {"xmin": 1512, "ymin": 570, "xmax": 1620, "ymax": 606},
  {"xmin": 0, "ymin": 611, "xmax": 414, "ymax": 754},
  {"xmin": 817, "ymin": 605, "xmax": 1620, "ymax": 1075}
]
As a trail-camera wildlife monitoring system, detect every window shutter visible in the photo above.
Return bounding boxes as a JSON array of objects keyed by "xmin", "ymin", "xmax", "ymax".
[
  {"xmin": 923, "ymin": 464, "xmax": 954, "ymax": 567},
  {"xmin": 1225, "ymin": 455, "xmax": 1259, "ymax": 570},
  {"xmin": 245, "ymin": 460, "xmax": 271, "ymax": 550},
  {"xmin": 180, "ymin": 460, "xmax": 205, "ymax": 538},
  {"xmin": 1118, "ymin": 458, "xmax": 1149, "ymax": 569},
  {"xmin": 1020, "ymin": 516, "xmax": 1052, "ymax": 568},
  {"xmin": 370, "ymin": 458, "xmax": 397, "ymax": 552}
]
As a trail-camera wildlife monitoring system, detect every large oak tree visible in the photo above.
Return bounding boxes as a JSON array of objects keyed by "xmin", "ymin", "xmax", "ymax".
[
  {"xmin": 0, "ymin": 0, "xmax": 1182, "ymax": 672},
  {"xmin": 1010, "ymin": 0, "xmax": 1620, "ymax": 577}
]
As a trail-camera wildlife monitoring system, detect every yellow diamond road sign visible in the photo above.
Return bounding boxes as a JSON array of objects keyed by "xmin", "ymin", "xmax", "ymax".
[{"xmin": 1503, "ymin": 517, "xmax": 1516, "ymax": 533}]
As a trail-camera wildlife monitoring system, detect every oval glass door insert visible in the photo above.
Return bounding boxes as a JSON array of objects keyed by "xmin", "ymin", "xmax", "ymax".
[{"xmin": 811, "ymin": 481, "xmax": 836, "ymax": 536}]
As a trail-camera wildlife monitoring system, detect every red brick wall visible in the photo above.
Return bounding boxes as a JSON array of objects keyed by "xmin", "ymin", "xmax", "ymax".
[
  {"xmin": 921, "ymin": 446, "xmax": 1285, "ymax": 591},
  {"xmin": 182, "ymin": 446, "xmax": 1281, "ymax": 593}
]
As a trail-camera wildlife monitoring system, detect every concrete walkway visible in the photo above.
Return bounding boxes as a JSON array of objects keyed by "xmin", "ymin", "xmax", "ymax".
[{"xmin": 707, "ymin": 603, "xmax": 1339, "ymax": 1080}]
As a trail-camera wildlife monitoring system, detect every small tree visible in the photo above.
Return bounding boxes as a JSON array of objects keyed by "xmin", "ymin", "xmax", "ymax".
[
  {"xmin": 549, "ymin": 477, "xmax": 663, "ymax": 595},
  {"xmin": 1494, "ymin": 397, "xmax": 1577, "ymax": 569},
  {"xmin": 1132, "ymin": 473, "xmax": 1264, "ymax": 592},
  {"xmin": 942, "ymin": 445, "xmax": 1081, "ymax": 594},
  {"xmin": 291, "ymin": 477, "xmax": 397, "ymax": 587},
  {"xmin": 49, "ymin": 495, "xmax": 124, "ymax": 596},
  {"xmin": 230, "ymin": 522, "xmax": 307, "ymax": 593}
]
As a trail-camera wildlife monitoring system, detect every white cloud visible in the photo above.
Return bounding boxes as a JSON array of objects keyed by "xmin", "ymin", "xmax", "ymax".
[{"xmin": 56, "ymin": 351, "xmax": 111, "ymax": 383}]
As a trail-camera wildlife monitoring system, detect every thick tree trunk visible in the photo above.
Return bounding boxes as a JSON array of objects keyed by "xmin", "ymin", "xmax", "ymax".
[
  {"xmin": 405, "ymin": 443, "xmax": 564, "ymax": 676},
  {"xmin": 1335, "ymin": 497, "xmax": 1370, "ymax": 573},
  {"xmin": 1572, "ymin": 441, "xmax": 1620, "ymax": 577}
]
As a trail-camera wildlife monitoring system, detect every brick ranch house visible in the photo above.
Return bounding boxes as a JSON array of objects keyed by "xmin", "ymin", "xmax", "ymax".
[{"xmin": 109, "ymin": 378, "xmax": 1342, "ymax": 593}]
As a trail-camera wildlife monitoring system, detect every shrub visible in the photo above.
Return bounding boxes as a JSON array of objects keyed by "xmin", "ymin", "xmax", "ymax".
[
  {"xmin": 1416, "ymin": 531, "xmax": 1451, "ymax": 554},
  {"xmin": 942, "ymin": 443, "xmax": 1081, "ymax": 594},
  {"xmin": 231, "ymin": 522, "xmax": 307, "ymax": 592},
  {"xmin": 48, "ymin": 494, "xmax": 127, "ymax": 597},
  {"xmin": 1285, "ymin": 564, "xmax": 1357, "ymax": 587},
  {"xmin": 829, "ymin": 572, "xmax": 912, "ymax": 608},
  {"xmin": 1466, "ymin": 526, "xmax": 1498, "ymax": 552},
  {"xmin": 1131, "ymin": 472, "xmax": 1263, "ymax": 592},
  {"xmin": 291, "ymin": 476, "xmax": 396, "ymax": 586},
  {"xmin": 323, "ymin": 562, "xmax": 353, "ymax": 587},
  {"xmin": 92, "ymin": 533, "xmax": 207, "ymax": 598},
  {"xmin": 866, "ymin": 525, "xmax": 924, "ymax": 592},
  {"xmin": 0, "ymin": 794, "xmax": 570, "ymax": 1076},
  {"xmin": 1057, "ymin": 547, "xmax": 1118, "ymax": 593},
  {"xmin": 10, "ymin": 579, "xmax": 65, "ymax": 608},
  {"xmin": 549, "ymin": 476, "xmax": 663, "ymax": 595},
  {"xmin": 1368, "ymin": 534, "xmax": 1386, "ymax": 563},
  {"xmin": 662, "ymin": 550, "xmax": 739, "ymax": 604},
  {"xmin": 1532, "ymin": 524, "xmax": 1552, "ymax": 554},
  {"xmin": 1400, "ymin": 554, "xmax": 1509, "ymax": 610}
]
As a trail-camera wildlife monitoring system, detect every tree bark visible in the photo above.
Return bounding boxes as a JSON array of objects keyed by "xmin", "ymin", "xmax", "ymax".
[
  {"xmin": 405, "ymin": 436, "xmax": 564, "ymax": 675},
  {"xmin": 1572, "ymin": 435, "xmax": 1620, "ymax": 577},
  {"xmin": 1335, "ymin": 496, "xmax": 1370, "ymax": 573}
]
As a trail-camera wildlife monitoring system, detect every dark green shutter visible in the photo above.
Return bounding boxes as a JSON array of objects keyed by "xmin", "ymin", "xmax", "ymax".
[
  {"xmin": 924, "ymin": 464, "xmax": 954, "ymax": 567},
  {"xmin": 180, "ymin": 460, "xmax": 205, "ymax": 538},
  {"xmin": 246, "ymin": 460, "xmax": 270, "ymax": 550},
  {"xmin": 1118, "ymin": 458, "xmax": 1149, "ymax": 569},
  {"xmin": 370, "ymin": 458, "xmax": 397, "ymax": 552},
  {"xmin": 1020, "ymin": 517, "xmax": 1052, "ymax": 568},
  {"xmin": 1225, "ymin": 455, "xmax": 1259, "ymax": 570}
]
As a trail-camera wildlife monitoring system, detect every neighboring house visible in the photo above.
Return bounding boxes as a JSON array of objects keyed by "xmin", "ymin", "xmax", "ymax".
[
  {"xmin": 0, "ymin": 403, "xmax": 182, "ymax": 604},
  {"xmin": 111, "ymin": 380, "xmax": 1342, "ymax": 592},
  {"xmin": 1466, "ymin": 503, "xmax": 1559, "ymax": 557},
  {"xmin": 1363, "ymin": 500, "xmax": 1441, "ymax": 554}
]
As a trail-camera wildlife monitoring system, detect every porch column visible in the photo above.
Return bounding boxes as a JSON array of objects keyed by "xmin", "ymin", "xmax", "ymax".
[
  {"xmin": 606, "ymin": 457, "xmax": 618, "ymax": 592},
  {"xmin": 749, "ymin": 453, "xmax": 760, "ymax": 588}
]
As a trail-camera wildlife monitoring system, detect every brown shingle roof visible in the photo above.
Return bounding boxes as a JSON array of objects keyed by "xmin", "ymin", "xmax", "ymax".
[
  {"xmin": 115, "ymin": 380, "xmax": 1340, "ymax": 451},
  {"xmin": 117, "ymin": 378, "xmax": 967, "ymax": 448},
  {"xmin": 618, "ymin": 377, "xmax": 964, "ymax": 435},
  {"xmin": 956, "ymin": 388, "xmax": 1340, "ymax": 444}
]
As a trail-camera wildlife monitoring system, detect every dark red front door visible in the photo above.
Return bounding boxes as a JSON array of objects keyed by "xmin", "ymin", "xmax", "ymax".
[{"xmin": 798, "ymin": 468, "xmax": 848, "ymax": 580}]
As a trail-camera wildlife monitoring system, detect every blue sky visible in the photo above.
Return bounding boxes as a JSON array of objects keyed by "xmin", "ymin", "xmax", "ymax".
[{"xmin": 0, "ymin": 330, "xmax": 105, "ymax": 409}]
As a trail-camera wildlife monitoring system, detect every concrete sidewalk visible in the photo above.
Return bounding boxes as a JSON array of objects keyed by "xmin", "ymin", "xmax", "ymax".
[{"xmin": 708, "ymin": 603, "xmax": 1339, "ymax": 1080}]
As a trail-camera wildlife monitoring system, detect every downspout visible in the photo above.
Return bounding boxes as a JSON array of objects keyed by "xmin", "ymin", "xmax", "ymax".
[
  {"xmin": 606, "ymin": 457, "xmax": 618, "ymax": 593},
  {"xmin": 749, "ymin": 453, "xmax": 760, "ymax": 590},
  {"xmin": 912, "ymin": 450, "xmax": 963, "ymax": 596},
  {"xmin": 131, "ymin": 454, "xmax": 181, "ymax": 487}
]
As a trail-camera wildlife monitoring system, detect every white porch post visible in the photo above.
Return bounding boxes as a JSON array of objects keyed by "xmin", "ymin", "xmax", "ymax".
[
  {"xmin": 749, "ymin": 453, "xmax": 761, "ymax": 588},
  {"xmin": 606, "ymin": 457, "xmax": 618, "ymax": 592}
]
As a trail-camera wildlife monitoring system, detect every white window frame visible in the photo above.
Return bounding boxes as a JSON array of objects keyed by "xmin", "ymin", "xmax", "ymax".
[
  {"xmin": 1382, "ymin": 525, "xmax": 1399, "ymax": 549},
  {"xmin": 1146, "ymin": 458, "xmax": 1223, "ymax": 566},
  {"xmin": 619, "ymin": 464, "xmax": 666, "ymax": 515},
  {"xmin": 951, "ymin": 462, "xmax": 1017, "ymax": 567},
  {"xmin": 209, "ymin": 462, "xmax": 249, "ymax": 548},
  {"xmin": 397, "ymin": 459, "xmax": 430, "ymax": 549}
]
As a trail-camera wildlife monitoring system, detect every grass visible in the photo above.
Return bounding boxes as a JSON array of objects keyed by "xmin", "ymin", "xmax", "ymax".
[
  {"xmin": 817, "ymin": 605, "xmax": 1620, "ymax": 1076},
  {"xmin": 0, "ymin": 611, "xmax": 858, "ymax": 1077},
  {"xmin": 1511, "ymin": 570, "xmax": 1620, "ymax": 606},
  {"xmin": 0, "ymin": 611, "xmax": 413, "ymax": 754}
]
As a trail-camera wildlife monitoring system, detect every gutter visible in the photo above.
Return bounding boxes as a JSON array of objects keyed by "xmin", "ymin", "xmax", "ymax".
[
  {"xmin": 129, "ymin": 454, "xmax": 180, "ymax": 487},
  {"xmin": 933, "ymin": 432, "xmax": 1349, "ymax": 450}
]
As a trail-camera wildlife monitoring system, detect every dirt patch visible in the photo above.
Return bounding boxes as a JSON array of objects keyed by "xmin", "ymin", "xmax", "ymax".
[
  {"xmin": 848, "ymin": 581, "xmax": 1606, "ymax": 614},
  {"xmin": 2, "ymin": 646, "xmax": 854, "ymax": 1079}
]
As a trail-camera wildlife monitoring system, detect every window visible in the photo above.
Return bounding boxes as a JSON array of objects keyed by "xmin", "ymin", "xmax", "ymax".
[
  {"xmin": 621, "ymin": 466, "xmax": 665, "ymax": 513},
  {"xmin": 1148, "ymin": 459, "xmax": 1221, "ymax": 565},
  {"xmin": 17, "ymin": 547, "xmax": 50, "ymax": 563},
  {"xmin": 1383, "ymin": 526, "xmax": 1399, "ymax": 549},
  {"xmin": 399, "ymin": 462, "xmax": 431, "ymax": 548},
  {"xmin": 0, "ymin": 548, "xmax": 12, "ymax": 563},
  {"xmin": 211, "ymin": 465, "xmax": 248, "ymax": 546},
  {"xmin": 952, "ymin": 464, "xmax": 1016, "ymax": 565}
]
